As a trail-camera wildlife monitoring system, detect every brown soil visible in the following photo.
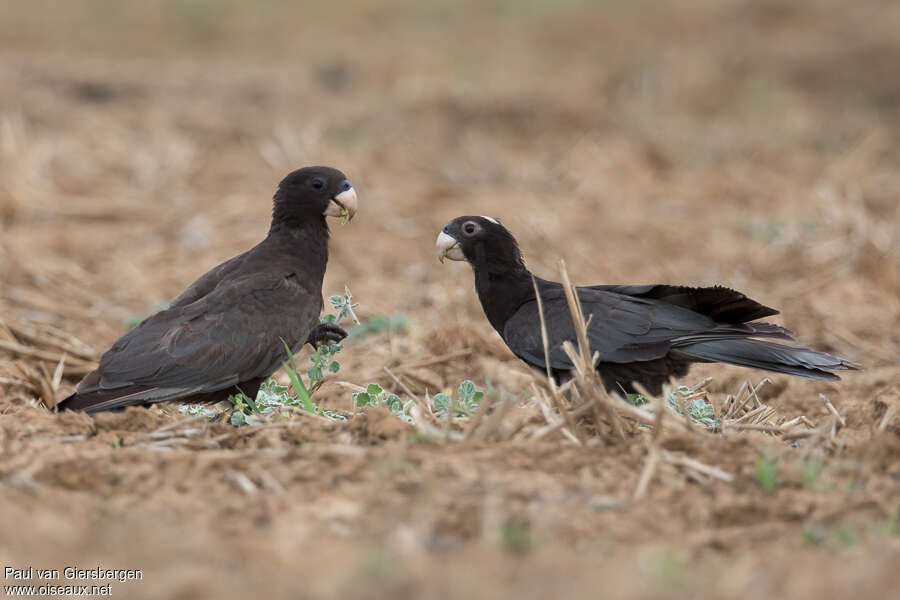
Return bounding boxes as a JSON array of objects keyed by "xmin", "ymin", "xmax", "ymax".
[{"xmin": 1, "ymin": 2, "xmax": 898, "ymax": 598}]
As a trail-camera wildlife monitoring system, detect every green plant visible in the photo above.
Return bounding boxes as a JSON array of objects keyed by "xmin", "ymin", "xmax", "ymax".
[
  {"xmin": 667, "ymin": 386, "xmax": 721, "ymax": 430},
  {"xmin": 756, "ymin": 453, "xmax": 779, "ymax": 495},
  {"xmin": 181, "ymin": 289, "xmax": 356, "ymax": 426},
  {"xmin": 260, "ymin": 289, "xmax": 359, "ymax": 421},
  {"xmin": 180, "ymin": 404, "xmax": 214, "ymax": 417},
  {"xmin": 328, "ymin": 288, "xmax": 361, "ymax": 325},
  {"xmin": 353, "ymin": 383, "xmax": 414, "ymax": 423},
  {"xmin": 281, "ymin": 338, "xmax": 318, "ymax": 414},
  {"xmin": 227, "ymin": 391, "xmax": 260, "ymax": 426},
  {"xmin": 432, "ymin": 380, "xmax": 484, "ymax": 418},
  {"xmin": 626, "ymin": 393, "xmax": 649, "ymax": 406},
  {"xmin": 280, "ymin": 338, "xmax": 349, "ymax": 421},
  {"xmin": 255, "ymin": 379, "xmax": 293, "ymax": 411}
]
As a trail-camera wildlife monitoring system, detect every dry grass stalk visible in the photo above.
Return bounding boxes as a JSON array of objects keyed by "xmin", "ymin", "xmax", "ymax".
[
  {"xmin": 796, "ymin": 416, "xmax": 842, "ymax": 460},
  {"xmin": 0, "ymin": 339, "xmax": 80, "ymax": 366},
  {"xmin": 555, "ymin": 281, "xmax": 623, "ymax": 439},
  {"xmin": 4, "ymin": 287, "xmax": 101, "ymax": 321},
  {"xmin": 632, "ymin": 443, "xmax": 660, "ymax": 501},
  {"xmin": 382, "ymin": 366, "xmax": 419, "ymax": 401},
  {"xmin": 557, "ymin": 260, "xmax": 592, "ymax": 365},
  {"xmin": 686, "ymin": 377, "xmax": 713, "ymax": 393},
  {"xmin": 389, "ymin": 369, "xmax": 441, "ymax": 395},
  {"xmin": 877, "ymin": 404, "xmax": 896, "ymax": 432},
  {"xmin": 470, "ymin": 392, "xmax": 516, "ymax": 442},
  {"xmin": 0, "ymin": 337, "xmax": 95, "ymax": 379},
  {"xmin": 659, "ymin": 449, "xmax": 733, "ymax": 483},
  {"xmin": 723, "ymin": 379, "xmax": 771, "ymax": 420},
  {"xmin": 531, "ymin": 274, "xmax": 557, "ymax": 394},
  {"xmin": 382, "ymin": 366, "xmax": 440, "ymax": 426},
  {"xmin": 529, "ymin": 269, "xmax": 589, "ymax": 443},
  {"xmin": 819, "ymin": 393, "xmax": 846, "ymax": 428},
  {"xmin": 530, "ymin": 392, "xmax": 608, "ymax": 440},
  {"xmin": 223, "ymin": 470, "xmax": 258, "ymax": 496},
  {"xmin": 555, "ymin": 266, "xmax": 628, "ymax": 443},
  {"xmin": 3, "ymin": 318, "xmax": 95, "ymax": 361},
  {"xmin": 632, "ymin": 395, "xmax": 666, "ymax": 501},
  {"xmin": 779, "ymin": 416, "xmax": 804, "ymax": 429},
  {"xmin": 731, "ymin": 404, "xmax": 770, "ymax": 424},
  {"xmin": 725, "ymin": 423, "xmax": 785, "ymax": 434}
]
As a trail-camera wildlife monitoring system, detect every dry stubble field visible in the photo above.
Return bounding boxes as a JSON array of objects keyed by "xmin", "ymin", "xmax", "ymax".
[{"xmin": 1, "ymin": 1, "xmax": 898, "ymax": 598}]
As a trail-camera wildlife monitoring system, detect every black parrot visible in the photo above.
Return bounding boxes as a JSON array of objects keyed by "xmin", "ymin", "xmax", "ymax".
[
  {"xmin": 437, "ymin": 216, "xmax": 857, "ymax": 395},
  {"xmin": 58, "ymin": 166, "xmax": 358, "ymax": 414}
]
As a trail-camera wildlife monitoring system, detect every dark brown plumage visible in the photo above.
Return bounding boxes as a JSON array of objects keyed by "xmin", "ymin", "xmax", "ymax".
[
  {"xmin": 437, "ymin": 216, "xmax": 858, "ymax": 395},
  {"xmin": 57, "ymin": 166, "xmax": 358, "ymax": 415}
]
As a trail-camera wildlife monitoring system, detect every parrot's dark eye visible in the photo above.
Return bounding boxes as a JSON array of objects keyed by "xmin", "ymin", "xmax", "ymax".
[
  {"xmin": 311, "ymin": 178, "xmax": 325, "ymax": 190},
  {"xmin": 463, "ymin": 222, "xmax": 477, "ymax": 235}
]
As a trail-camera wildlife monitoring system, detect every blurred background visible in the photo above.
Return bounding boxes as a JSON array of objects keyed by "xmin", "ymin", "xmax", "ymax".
[
  {"xmin": 1, "ymin": 1, "xmax": 898, "ymax": 334},
  {"xmin": 1, "ymin": 1, "xmax": 898, "ymax": 598}
]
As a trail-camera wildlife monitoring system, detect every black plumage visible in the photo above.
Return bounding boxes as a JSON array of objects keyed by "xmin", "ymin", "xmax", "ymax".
[
  {"xmin": 57, "ymin": 166, "xmax": 358, "ymax": 415},
  {"xmin": 436, "ymin": 216, "xmax": 858, "ymax": 395}
]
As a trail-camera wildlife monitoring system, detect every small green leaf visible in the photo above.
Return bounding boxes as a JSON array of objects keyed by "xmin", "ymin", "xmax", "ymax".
[
  {"xmin": 386, "ymin": 394, "xmax": 403, "ymax": 413},
  {"xmin": 328, "ymin": 361, "xmax": 341, "ymax": 373},
  {"xmin": 433, "ymin": 393, "xmax": 451, "ymax": 413},
  {"xmin": 626, "ymin": 393, "xmax": 649, "ymax": 406},
  {"xmin": 458, "ymin": 380, "xmax": 476, "ymax": 403},
  {"xmin": 355, "ymin": 392, "xmax": 372, "ymax": 407},
  {"xmin": 367, "ymin": 383, "xmax": 383, "ymax": 396},
  {"xmin": 231, "ymin": 412, "xmax": 245, "ymax": 426},
  {"xmin": 242, "ymin": 393, "xmax": 261, "ymax": 414},
  {"xmin": 320, "ymin": 313, "xmax": 337, "ymax": 323},
  {"xmin": 283, "ymin": 358, "xmax": 315, "ymax": 414},
  {"xmin": 321, "ymin": 410, "xmax": 347, "ymax": 422},
  {"xmin": 689, "ymin": 398, "xmax": 715, "ymax": 419}
]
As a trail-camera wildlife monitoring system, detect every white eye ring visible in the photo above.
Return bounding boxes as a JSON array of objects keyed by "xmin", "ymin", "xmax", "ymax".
[{"xmin": 463, "ymin": 222, "xmax": 478, "ymax": 235}]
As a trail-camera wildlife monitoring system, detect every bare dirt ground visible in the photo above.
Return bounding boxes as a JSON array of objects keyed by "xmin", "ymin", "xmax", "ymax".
[{"xmin": 1, "ymin": 1, "xmax": 898, "ymax": 598}]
